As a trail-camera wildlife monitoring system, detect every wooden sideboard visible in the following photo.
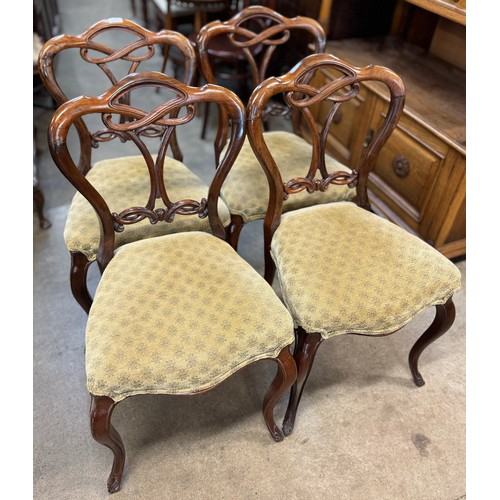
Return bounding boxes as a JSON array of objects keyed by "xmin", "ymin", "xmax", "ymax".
[{"xmin": 299, "ymin": 0, "xmax": 466, "ymax": 259}]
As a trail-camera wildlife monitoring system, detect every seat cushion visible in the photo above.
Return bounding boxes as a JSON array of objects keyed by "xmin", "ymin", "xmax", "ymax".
[
  {"xmin": 220, "ymin": 131, "xmax": 356, "ymax": 223},
  {"xmin": 64, "ymin": 155, "xmax": 231, "ymax": 261},
  {"xmin": 271, "ymin": 202, "xmax": 462, "ymax": 338},
  {"xmin": 86, "ymin": 231, "xmax": 294, "ymax": 401}
]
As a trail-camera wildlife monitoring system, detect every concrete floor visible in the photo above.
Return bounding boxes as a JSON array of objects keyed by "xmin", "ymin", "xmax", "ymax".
[{"xmin": 33, "ymin": 1, "xmax": 466, "ymax": 498}]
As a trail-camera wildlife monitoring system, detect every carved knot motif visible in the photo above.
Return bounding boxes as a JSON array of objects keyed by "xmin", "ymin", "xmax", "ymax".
[
  {"xmin": 283, "ymin": 170, "xmax": 358, "ymax": 199},
  {"xmin": 112, "ymin": 199, "xmax": 208, "ymax": 232}
]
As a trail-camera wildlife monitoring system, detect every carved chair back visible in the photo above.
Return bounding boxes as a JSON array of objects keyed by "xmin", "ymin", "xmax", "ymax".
[
  {"xmin": 196, "ymin": 6, "xmax": 326, "ymax": 160},
  {"xmin": 38, "ymin": 18, "xmax": 197, "ymax": 174},
  {"xmin": 245, "ymin": 52, "xmax": 405, "ymax": 247},
  {"xmin": 48, "ymin": 71, "xmax": 246, "ymax": 273}
]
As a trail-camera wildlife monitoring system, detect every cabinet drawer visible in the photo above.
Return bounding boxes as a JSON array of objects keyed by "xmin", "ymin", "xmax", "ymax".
[{"xmin": 367, "ymin": 111, "xmax": 447, "ymax": 231}]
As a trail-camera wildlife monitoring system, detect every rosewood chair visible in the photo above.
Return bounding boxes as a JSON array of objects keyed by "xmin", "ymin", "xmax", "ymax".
[
  {"xmin": 47, "ymin": 71, "xmax": 297, "ymax": 493},
  {"xmin": 38, "ymin": 18, "xmax": 202, "ymax": 314},
  {"xmin": 196, "ymin": 6, "xmax": 356, "ymax": 252},
  {"xmin": 245, "ymin": 52, "xmax": 462, "ymax": 435}
]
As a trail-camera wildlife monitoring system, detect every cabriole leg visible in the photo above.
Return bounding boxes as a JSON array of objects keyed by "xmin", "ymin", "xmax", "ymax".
[
  {"xmin": 70, "ymin": 252, "xmax": 93, "ymax": 314},
  {"xmin": 283, "ymin": 329, "xmax": 323, "ymax": 436},
  {"xmin": 90, "ymin": 395, "xmax": 126, "ymax": 493},
  {"xmin": 409, "ymin": 297, "xmax": 456, "ymax": 387},
  {"xmin": 262, "ymin": 346, "xmax": 297, "ymax": 442},
  {"xmin": 226, "ymin": 214, "xmax": 245, "ymax": 251}
]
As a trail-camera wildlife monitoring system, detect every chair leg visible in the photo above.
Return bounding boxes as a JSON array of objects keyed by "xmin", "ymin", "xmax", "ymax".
[
  {"xmin": 262, "ymin": 346, "xmax": 297, "ymax": 442},
  {"xmin": 226, "ymin": 214, "xmax": 245, "ymax": 251},
  {"xmin": 70, "ymin": 251, "xmax": 93, "ymax": 314},
  {"xmin": 409, "ymin": 297, "xmax": 456, "ymax": 387},
  {"xmin": 263, "ymin": 225, "xmax": 276, "ymax": 285},
  {"xmin": 90, "ymin": 395, "xmax": 126, "ymax": 494},
  {"xmin": 33, "ymin": 186, "xmax": 52, "ymax": 229},
  {"xmin": 201, "ymin": 101, "xmax": 210, "ymax": 139},
  {"xmin": 283, "ymin": 329, "xmax": 323, "ymax": 437}
]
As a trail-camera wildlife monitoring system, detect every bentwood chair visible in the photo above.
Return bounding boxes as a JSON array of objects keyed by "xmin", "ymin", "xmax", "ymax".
[
  {"xmin": 47, "ymin": 71, "xmax": 297, "ymax": 493},
  {"xmin": 196, "ymin": 6, "xmax": 356, "ymax": 252},
  {"xmin": 246, "ymin": 53, "xmax": 462, "ymax": 435},
  {"xmin": 38, "ymin": 18, "xmax": 201, "ymax": 314}
]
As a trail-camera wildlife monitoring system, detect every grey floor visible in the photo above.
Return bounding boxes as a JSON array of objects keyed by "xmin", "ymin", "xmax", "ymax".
[{"xmin": 33, "ymin": 1, "xmax": 466, "ymax": 498}]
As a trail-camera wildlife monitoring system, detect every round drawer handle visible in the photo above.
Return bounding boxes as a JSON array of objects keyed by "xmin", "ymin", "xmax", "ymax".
[{"xmin": 392, "ymin": 155, "xmax": 410, "ymax": 178}]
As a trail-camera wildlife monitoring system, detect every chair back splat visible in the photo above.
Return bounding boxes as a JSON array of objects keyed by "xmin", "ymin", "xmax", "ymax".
[
  {"xmin": 49, "ymin": 72, "xmax": 244, "ymax": 272},
  {"xmin": 47, "ymin": 72, "xmax": 297, "ymax": 493},
  {"xmin": 197, "ymin": 5, "xmax": 326, "ymax": 162},
  {"xmin": 246, "ymin": 53, "xmax": 461, "ymax": 435},
  {"xmin": 246, "ymin": 52, "xmax": 406, "ymax": 251},
  {"xmin": 39, "ymin": 18, "xmax": 197, "ymax": 173}
]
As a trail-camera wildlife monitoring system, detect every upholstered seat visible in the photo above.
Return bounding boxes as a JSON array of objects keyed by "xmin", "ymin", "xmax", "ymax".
[
  {"xmin": 65, "ymin": 156, "xmax": 231, "ymax": 261},
  {"xmin": 271, "ymin": 202, "xmax": 462, "ymax": 338},
  {"xmin": 87, "ymin": 231, "xmax": 294, "ymax": 401},
  {"xmin": 221, "ymin": 131, "xmax": 355, "ymax": 223}
]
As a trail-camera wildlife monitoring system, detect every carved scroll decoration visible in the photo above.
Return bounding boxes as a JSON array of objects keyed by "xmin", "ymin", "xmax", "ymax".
[
  {"xmin": 283, "ymin": 170, "xmax": 358, "ymax": 199},
  {"xmin": 80, "ymin": 30, "xmax": 157, "ymax": 86},
  {"xmin": 95, "ymin": 91, "xmax": 208, "ymax": 231},
  {"xmin": 112, "ymin": 199, "xmax": 208, "ymax": 232}
]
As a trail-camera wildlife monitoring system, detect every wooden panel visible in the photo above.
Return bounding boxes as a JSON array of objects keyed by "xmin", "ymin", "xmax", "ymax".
[
  {"xmin": 404, "ymin": 0, "xmax": 466, "ymax": 25},
  {"xmin": 325, "ymin": 38, "xmax": 466, "ymax": 151},
  {"xmin": 429, "ymin": 17, "xmax": 466, "ymax": 70}
]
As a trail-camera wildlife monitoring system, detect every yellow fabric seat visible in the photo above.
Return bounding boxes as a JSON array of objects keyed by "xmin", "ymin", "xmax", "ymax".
[
  {"xmin": 86, "ymin": 231, "xmax": 295, "ymax": 402},
  {"xmin": 64, "ymin": 156, "xmax": 231, "ymax": 261},
  {"xmin": 220, "ymin": 131, "xmax": 355, "ymax": 223},
  {"xmin": 271, "ymin": 202, "xmax": 462, "ymax": 338}
]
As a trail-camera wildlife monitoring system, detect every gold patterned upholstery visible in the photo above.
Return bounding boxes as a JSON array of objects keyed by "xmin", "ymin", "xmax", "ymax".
[
  {"xmin": 220, "ymin": 131, "xmax": 355, "ymax": 223},
  {"xmin": 64, "ymin": 156, "xmax": 231, "ymax": 261},
  {"xmin": 271, "ymin": 202, "xmax": 462, "ymax": 338},
  {"xmin": 86, "ymin": 231, "xmax": 295, "ymax": 402}
]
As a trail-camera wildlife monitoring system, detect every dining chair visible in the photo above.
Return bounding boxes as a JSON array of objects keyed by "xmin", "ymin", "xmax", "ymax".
[
  {"xmin": 196, "ymin": 6, "xmax": 356, "ymax": 254},
  {"xmin": 245, "ymin": 52, "xmax": 462, "ymax": 435},
  {"xmin": 47, "ymin": 70, "xmax": 297, "ymax": 493},
  {"xmin": 38, "ymin": 18, "xmax": 203, "ymax": 314}
]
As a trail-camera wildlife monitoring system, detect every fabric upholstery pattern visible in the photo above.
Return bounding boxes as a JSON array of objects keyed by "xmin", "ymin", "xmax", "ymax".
[
  {"xmin": 64, "ymin": 156, "xmax": 231, "ymax": 261},
  {"xmin": 220, "ymin": 131, "xmax": 355, "ymax": 223},
  {"xmin": 271, "ymin": 202, "xmax": 462, "ymax": 338},
  {"xmin": 86, "ymin": 232, "xmax": 295, "ymax": 401}
]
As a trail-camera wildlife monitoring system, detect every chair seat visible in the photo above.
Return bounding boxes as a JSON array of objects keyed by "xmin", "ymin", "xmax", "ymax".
[
  {"xmin": 220, "ymin": 131, "xmax": 356, "ymax": 223},
  {"xmin": 64, "ymin": 155, "xmax": 231, "ymax": 261},
  {"xmin": 86, "ymin": 231, "xmax": 295, "ymax": 401},
  {"xmin": 271, "ymin": 202, "xmax": 462, "ymax": 338}
]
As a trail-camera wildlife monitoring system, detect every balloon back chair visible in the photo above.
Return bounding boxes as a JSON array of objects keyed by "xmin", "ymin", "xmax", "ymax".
[
  {"xmin": 245, "ymin": 52, "xmax": 462, "ymax": 435},
  {"xmin": 47, "ymin": 71, "xmax": 297, "ymax": 493},
  {"xmin": 38, "ymin": 18, "xmax": 199, "ymax": 314},
  {"xmin": 196, "ymin": 6, "xmax": 356, "ymax": 254}
]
